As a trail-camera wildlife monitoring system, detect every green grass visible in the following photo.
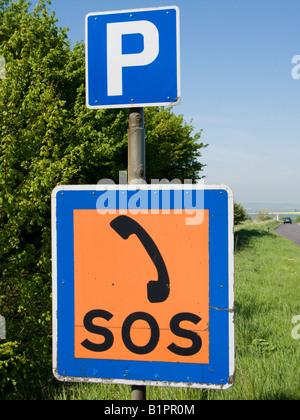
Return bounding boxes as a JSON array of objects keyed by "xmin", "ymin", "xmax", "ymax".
[
  {"xmin": 54, "ymin": 220, "xmax": 300, "ymax": 400},
  {"xmin": 228, "ymin": 220, "xmax": 300, "ymax": 399}
]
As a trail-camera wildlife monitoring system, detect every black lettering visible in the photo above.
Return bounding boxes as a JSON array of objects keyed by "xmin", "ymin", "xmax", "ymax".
[
  {"xmin": 167, "ymin": 312, "xmax": 202, "ymax": 356},
  {"xmin": 81, "ymin": 310, "xmax": 114, "ymax": 352},
  {"xmin": 122, "ymin": 312, "xmax": 160, "ymax": 355}
]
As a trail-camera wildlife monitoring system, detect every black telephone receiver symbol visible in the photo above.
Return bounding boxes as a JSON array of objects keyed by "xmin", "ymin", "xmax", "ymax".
[{"xmin": 110, "ymin": 215, "xmax": 170, "ymax": 303}]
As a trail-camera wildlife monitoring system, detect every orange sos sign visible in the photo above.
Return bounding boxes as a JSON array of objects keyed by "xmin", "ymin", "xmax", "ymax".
[{"xmin": 74, "ymin": 210, "xmax": 209, "ymax": 364}]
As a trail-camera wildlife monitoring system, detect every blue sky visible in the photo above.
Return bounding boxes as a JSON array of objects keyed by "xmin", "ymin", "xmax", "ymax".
[{"xmin": 45, "ymin": 0, "xmax": 300, "ymax": 205}]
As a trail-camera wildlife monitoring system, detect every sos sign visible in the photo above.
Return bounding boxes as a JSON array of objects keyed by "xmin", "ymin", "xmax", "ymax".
[{"xmin": 52, "ymin": 185, "xmax": 234, "ymax": 389}]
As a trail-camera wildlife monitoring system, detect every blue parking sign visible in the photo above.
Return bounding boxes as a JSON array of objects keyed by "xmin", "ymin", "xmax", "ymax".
[{"xmin": 85, "ymin": 7, "xmax": 181, "ymax": 109}]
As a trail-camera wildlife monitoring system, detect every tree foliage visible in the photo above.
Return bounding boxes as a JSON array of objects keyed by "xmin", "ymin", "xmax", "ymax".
[
  {"xmin": 234, "ymin": 202, "xmax": 248, "ymax": 225},
  {"xmin": 256, "ymin": 210, "xmax": 271, "ymax": 222},
  {"xmin": 0, "ymin": 0, "xmax": 206, "ymax": 395}
]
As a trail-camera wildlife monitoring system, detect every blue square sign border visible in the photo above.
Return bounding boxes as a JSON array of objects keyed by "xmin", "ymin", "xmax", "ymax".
[
  {"xmin": 85, "ymin": 7, "xmax": 181, "ymax": 109},
  {"xmin": 52, "ymin": 184, "xmax": 234, "ymax": 389}
]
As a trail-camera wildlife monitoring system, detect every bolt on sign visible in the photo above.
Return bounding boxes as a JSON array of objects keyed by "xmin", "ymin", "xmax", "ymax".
[{"xmin": 52, "ymin": 184, "xmax": 234, "ymax": 389}]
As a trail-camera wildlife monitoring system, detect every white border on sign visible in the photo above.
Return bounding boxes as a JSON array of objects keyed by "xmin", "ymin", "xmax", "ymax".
[
  {"xmin": 85, "ymin": 6, "xmax": 181, "ymax": 109},
  {"xmin": 52, "ymin": 184, "xmax": 234, "ymax": 389},
  {"xmin": 51, "ymin": 189, "xmax": 58, "ymax": 375}
]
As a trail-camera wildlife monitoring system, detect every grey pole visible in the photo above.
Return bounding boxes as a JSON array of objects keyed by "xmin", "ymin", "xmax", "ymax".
[
  {"xmin": 128, "ymin": 108, "xmax": 146, "ymax": 184},
  {"xmin": 128, "ymin": 108, "xmax": 146, "ymax": 400},
  {"xmin": 131, "ymin": 384, "xmax": 146, "ymax": 401}
]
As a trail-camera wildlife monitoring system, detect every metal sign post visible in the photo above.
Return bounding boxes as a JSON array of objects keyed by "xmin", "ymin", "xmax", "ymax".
[
  {"xmin": 128, "ymin": 108, "xmax": 146, "ymax": 185},
  {"xmin": 128, "ymin": 107, "xmax": 146, "ymax": 401},
  {"xmin": 84, "ymin": 6, "xmax": 180, "ymax": 401}
]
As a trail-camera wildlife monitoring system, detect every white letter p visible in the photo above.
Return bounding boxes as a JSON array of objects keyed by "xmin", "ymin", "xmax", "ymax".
[{"xmin": 107, "ymin": 21, "xmax": 159, "ymax": 96}]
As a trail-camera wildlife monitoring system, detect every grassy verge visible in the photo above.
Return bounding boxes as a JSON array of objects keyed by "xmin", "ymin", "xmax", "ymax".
[
  {"xmin": 225, "ymin": 220, "xmax": 300, "ymax": 400},
  {"xmin": 54, "ymin": 220, "xmax": 300, "ymax": 400}
]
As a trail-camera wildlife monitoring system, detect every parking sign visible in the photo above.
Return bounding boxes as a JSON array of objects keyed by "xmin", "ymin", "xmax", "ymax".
[
  {"xmin": 85, "ymin": 7, "xmax": 181, "ymax": 109},
  {"xmin": 52, "ymin": 184, "xmax": 234, "ymax": 389}
]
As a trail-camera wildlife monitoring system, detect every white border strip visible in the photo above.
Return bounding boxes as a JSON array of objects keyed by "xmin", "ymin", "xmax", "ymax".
[
  {"xmin": 227, "ymin": 186, "xmax": 235, "ymax": 387},
  {"xmin": 51, "ymin": 188, "xmax": 58, "ymax": 375},
  {"xmin": 52, "ymin": 183, "xmax": 232, "ymax": 194}
]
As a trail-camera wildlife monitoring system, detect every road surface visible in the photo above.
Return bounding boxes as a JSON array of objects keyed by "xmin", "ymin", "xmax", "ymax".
[{"xmin": 275, "ymin": 223, "xmax": 300, "ymax": 248}]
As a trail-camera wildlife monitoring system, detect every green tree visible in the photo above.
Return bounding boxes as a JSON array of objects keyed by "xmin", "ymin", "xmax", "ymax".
[
  {"xmin": 257, "ymin": 210, "xmax": 271, "ymax": 222},
  {"xmin": 0, "ymin": 0, "xmax": 206, "ymax": 396},
  {"xmin": 234, "ymin": 202, "xmax": 248, "ymax": 225},
  {"xmin": 145, "ymin": 107, "xmax": 205, "ymax": 182}
]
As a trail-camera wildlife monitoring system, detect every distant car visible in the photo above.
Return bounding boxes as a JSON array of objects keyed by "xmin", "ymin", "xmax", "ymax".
[{"xmin": 283, "ymin": 217, "xmax": 292, "ymax": 224}]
